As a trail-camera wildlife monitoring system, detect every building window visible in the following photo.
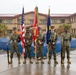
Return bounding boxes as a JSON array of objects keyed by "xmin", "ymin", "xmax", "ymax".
[
  {"xmin": 17, "ymin": 19, "xmax": 21, "ymax": 24},
  {"xmin": 72, "ymin": 29, "xmax": 76, "ymax": 33},
  {"xmin": 69, "ymin": 19, "xmax": 71, "ymax": 23},
  {"xmin": 73, "ymin": 17, "xmax": 75, "ymax": 22},
  {"xmin": 71, "ymin": 18, "xmax": 73, "ymax": 22},
  {"xmin": 60, "ymin": 19, "xmax": 65, "ymax": 23},
  {"xmin": 7, "ymin": 30, "xmax": 12, "ymax": 34},
  {"xmin": 0, "ymin": 19, "xmax": 4, "ymax": 23},
  {"xmin": 39, "ymin": 19, "xmax": 47, "ymax": 24},
  {"xmin": 29, "ymin": 19, "xmax": 34, "ymax": 25},
  {"xmin": 74, "ymin": 28, "xmax": 76, "ymax": 33},
  {"xmin": 31, "ymin": 13, "xmax": 34, "ymax": 17},
  {"xmin": 7, "ymin": 19, "xmax": 13, "ymax": 23},
  {"xmin": 52, "ymin": 19, "xmax": 58, "ymax": 23}
]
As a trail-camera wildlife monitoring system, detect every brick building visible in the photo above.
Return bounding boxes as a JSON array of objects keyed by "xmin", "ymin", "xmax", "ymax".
[{"xmin": 0, "ymin": 11, "xmax": 76, "ymax": 34}]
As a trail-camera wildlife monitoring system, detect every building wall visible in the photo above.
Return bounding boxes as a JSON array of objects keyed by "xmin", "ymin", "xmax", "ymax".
[{"xmin": 0, "ymin": 12, "xmax": 76, "ymax": 34}]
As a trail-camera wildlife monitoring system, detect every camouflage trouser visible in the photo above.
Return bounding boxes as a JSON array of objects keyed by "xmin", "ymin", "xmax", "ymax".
[
  {"xmin": 48, "ymin": 44, "xmax": 56, "ymax": 60},
  {"xmin": 10, "ymin": 43, "xmax": 20, "ymax": 59},
  {"xmin": 36, "ymin": 44, "xmax": 44, "ymax": 59},
  {"xmin": 61, "ymin": 45, "xmax": 70, "ymax": 59},
  {"xmin": 24, "ymin": 45, "xmax": 32, "ymax": 59}
]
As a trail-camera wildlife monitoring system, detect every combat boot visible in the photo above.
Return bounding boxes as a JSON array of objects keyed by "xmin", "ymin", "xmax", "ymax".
[
  {"xmin": 29, "ymin": 59, "xmax": 33, "ymax": 64},
  {"xmin": 67, "ymin": 59, "xmax": 71, "ymax": 64},
  {"xmin": 23, "ymin": 59, "xmax": 26, "ymax": 64},
  {"xmin": 54, "ymin": 60, "xmax": 58, "ymax": 64},
  {"xmin": 18, "ymin": 58, "xmax": 20, "ymax": 64},
  {"xmin": 41, "ymin": 59, "xmax": 44, "ymax": 64},
  {"xmin": 48, "ymin": 59, "xmax": 51, "ymax": 64},
  {"xmin": 36, "ymin": 59, "xmax": 39, "ymax": 64},
  {"xmin": 9, "ymin": 59, "xmax": 12, "ymax": 64},
  {"xmin": 61, "ymin": 59, "xmax": 64, "ymax": 64}
]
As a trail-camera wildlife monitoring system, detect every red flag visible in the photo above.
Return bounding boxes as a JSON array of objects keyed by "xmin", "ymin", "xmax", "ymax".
[{"xmin": 33, "ymin": 6, "xmax": 39, "ymax": 53}]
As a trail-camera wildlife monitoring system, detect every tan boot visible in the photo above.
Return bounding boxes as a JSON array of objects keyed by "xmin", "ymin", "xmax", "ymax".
[
  {"xmin": 61, "ymin": 59, "xmax": 64, "ymax": 64},
  {"xmin": 41, "ymin": 59, "xmax": 44, "ymax": 64},
  {"xmin": 9, "ymin": 59, "xmax": 12, "ymax": 64},
  {"xmin": 29, "ymin": 59, "xmax": 33, "ymax": 64},
  {"xmin": 23, "ymin": 59, "xmax": 26, "ymax": 64},
  {"xmin": 48, "ymin": 59, "xmax": 50, "ymax": 64},
  {"xmin": 67, "ymin": 59, "xmax": 71, "ymax": 64},
  {"xmin": 54, "ymin": 60, "xmax": 58, "ymax": 64},
  {"xmin": 36, "ymin": 59, "xmax": 39, "ymax": 64},
  {"xmin": 18, "ymin": 58, "xmax": 20, "ymax": 64}
]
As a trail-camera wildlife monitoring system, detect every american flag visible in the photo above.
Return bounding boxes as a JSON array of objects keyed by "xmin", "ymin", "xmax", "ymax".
[{"xmin": 21, "ymin": 7, "xmax": 25, "ymax": 53}]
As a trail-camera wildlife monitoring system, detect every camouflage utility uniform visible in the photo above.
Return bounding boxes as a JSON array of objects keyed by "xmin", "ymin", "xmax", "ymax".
[
  {"xmin": 36, "ymin": 28, "xmax": 45, "ymax": 64},
  {"xmin": 61, "ymin": 28, "xmax": 72, "ymax": 64},
  {"xmin": 48, "ymin": 26, "xmax": 58, "ymax": 64},
  {"xmin": 8, "ymin": 27, "xmax": 21, "ymax": 64},
  {"xmin": 23, "ymin": 28, "xmax": 33, "ymax": 64}
]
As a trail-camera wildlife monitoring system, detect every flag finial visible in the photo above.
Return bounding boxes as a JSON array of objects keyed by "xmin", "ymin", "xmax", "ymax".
[{"xmin": 48, "ymin": 6, "xmax": 50, "ymax": 16}]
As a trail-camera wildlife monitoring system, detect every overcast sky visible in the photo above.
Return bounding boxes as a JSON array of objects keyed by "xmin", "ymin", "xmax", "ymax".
[{"xmin": 0, "ymin": 0, "xmax": 76, "ymax": 14}]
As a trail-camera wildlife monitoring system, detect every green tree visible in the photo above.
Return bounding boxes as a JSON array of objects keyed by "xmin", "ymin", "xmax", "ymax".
[
  {"xmin": 56, "ymin": 24, "xmax": 71, "ymax": 35},
  {"xmin": 0, "ymin": 24, "xmax": 8, "ymax": 37}
]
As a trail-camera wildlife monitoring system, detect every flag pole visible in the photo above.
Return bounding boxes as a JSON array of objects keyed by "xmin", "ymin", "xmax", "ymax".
[
  {"xmin": 33, "ymin": 6, "xmax": 39, "ymax": 59},
  {"xmin": 21, "ymin": 7, "xmax": 26, "ymax": 58},
  {"xmin": 46, "ymin": 7, "xmax": 51, "ymax": 58}
]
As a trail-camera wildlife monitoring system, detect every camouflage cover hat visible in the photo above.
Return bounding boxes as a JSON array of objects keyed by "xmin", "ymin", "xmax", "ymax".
[
  {"xmin": 50, "ymin": 26, "xmax": 55, "ymax": 29},
  {"xmin": 13, "ymin": 27, "xmax": 17, "ymax": 30},
  {"xmin": 38, "ymin": 27, "xmax": 41, "ymax": 31},
  {"xmin": 26, "ymin": 27, "xmax": 29, "ymax": 31}
]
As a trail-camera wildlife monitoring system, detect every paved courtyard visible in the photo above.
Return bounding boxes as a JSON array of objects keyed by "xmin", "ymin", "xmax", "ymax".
[{"xmin": 0, "ymin": 50, "xmax": 76, "ymax": 75}]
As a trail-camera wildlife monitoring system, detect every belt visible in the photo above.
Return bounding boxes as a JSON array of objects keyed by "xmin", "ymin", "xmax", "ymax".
[
  {"xmin": 64, "ymin": 39, "xmax": 68, "ymax": 41},
  {"xmin": 13, "ymin": 40, "xmax": 17, "ymax": 42}
]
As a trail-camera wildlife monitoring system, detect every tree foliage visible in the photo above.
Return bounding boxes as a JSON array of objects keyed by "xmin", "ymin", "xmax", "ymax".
[
  {"xmin": 0, "ymin": 24, "xmax": 8, "ymax": 37},
  {"xmin": 56, "ymin": 24, "xmax": 71, "ymax": 35}
]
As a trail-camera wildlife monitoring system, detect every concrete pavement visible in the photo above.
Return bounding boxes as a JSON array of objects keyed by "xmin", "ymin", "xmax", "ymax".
[{"xmin": 0, "ymin": 50, "xmax": 76, "ymax": 75}]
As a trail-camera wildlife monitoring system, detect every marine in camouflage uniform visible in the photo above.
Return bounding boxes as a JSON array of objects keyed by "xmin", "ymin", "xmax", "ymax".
[
  {"xmin": 48, "ymin": 26, "xmax": 58, "ymax": 64},
  {"xmin": 23, "ymin": 28, "xmax": 33, "ymax": 64},
  {"xmin": 36, "ymin": 28, "xmax": 45, "ymax": 64},
  {"xmin": 7, "ymin": 27, "xmax": 21, "ymax": 64},
  {"xmin": 61, "ymin": 27, "xmax": 72, "ymax": 64}
]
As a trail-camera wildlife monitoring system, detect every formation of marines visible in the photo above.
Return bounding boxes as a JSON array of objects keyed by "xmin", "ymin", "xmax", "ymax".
[{"xmin": 7, "ymin": 26, "xmax": 72, "ymax": 65}]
